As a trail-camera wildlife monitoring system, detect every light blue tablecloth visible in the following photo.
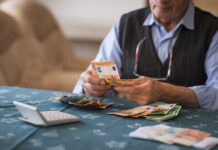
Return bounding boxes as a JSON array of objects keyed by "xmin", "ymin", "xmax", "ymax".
[{"xmin": 0, "ymin": 86, "xmax": 218, "ymax": 150}]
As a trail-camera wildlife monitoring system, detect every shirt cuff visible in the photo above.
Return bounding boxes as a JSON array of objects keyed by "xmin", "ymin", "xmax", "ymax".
[
  {"xmin": 189, "ymin": 86, "xmax": 218, "ymax": 112},
  {"xmin": 72, "ymin": 79, "xmax": 84, "ymax": 94}
]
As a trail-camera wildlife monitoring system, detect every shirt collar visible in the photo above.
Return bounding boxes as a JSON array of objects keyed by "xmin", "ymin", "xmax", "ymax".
[{"xmin": 143, "ymin": 2, "xmax": 195, "ymax": 30}]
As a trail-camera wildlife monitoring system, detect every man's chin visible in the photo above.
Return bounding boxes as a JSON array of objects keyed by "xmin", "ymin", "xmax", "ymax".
[{"xmin": 155, "ymin": 15, "xmax": 173, "ymax": 24}]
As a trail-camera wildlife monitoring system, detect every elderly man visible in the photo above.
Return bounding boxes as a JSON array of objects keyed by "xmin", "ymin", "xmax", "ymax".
[{"xmin": 73, "ymin": 0, "xmax": 218, "ymax": 111}]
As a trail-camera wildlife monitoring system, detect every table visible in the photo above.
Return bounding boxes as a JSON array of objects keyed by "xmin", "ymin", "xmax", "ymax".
[{"xmin": 0, "ymin": 86, "xmax": 218, "ymax": 150}]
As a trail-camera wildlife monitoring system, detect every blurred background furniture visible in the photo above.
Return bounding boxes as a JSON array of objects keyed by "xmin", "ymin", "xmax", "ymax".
[
  {"xmin": 0, "ymin": 0, "xmax": 217, "ymax": 92},
  {"xmin": 31, "ymin": 0, "xmax": 218, "ymax": 66},
  {"xmin": 34, "ymin": 0, "xmax": 217, "ymax": 42},
  {"xmin": 0, "ymin": 0, "xmax": 89, "ymax": 92},
  {"xmin": 193, "ymin": 0, "xmax": 218, "ymax": 17},
  {"xmin": 34, "ymin": 0, "xmax": 146, "ymax": 61}
]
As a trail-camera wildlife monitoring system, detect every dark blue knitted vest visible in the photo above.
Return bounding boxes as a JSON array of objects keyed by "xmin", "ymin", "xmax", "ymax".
[{"xmin": 118, "ymin": 7, "xmax": 218, "ymax": 86}]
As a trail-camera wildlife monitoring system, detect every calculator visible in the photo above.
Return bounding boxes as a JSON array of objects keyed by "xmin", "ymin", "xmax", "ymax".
[{"xmin": 13, "ymin": 101, "xmax": 80, "ymax": 126}]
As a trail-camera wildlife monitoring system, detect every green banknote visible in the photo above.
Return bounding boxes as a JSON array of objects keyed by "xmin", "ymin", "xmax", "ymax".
[
  {"xmin": 144, "ymin": 105, "xmax": 181, "ymax": 121},
  {"xmin": 149, "ymin": 104, "xmax": 177, "ymax": 115}
]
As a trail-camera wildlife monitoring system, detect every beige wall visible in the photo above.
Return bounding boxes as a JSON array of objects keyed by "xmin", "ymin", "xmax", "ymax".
[
  {"xmin": 193, "ymin": 0, "xmax": 218, "ymax": 17},
  {"xmin": 35, "ymin": 0, "xmax": 145, "ymax": 42}
]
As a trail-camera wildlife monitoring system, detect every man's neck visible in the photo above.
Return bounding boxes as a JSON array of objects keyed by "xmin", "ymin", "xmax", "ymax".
[{"xmin": 157, "ymin": 18, "xmax": 181, "ymax": 32}]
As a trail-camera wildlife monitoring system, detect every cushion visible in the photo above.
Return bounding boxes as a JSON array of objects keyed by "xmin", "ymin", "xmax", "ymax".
[
  {"xmin": 0, "ymin": 10, "xmax": 21, "ymax": 55},
  {"xmin": 1, "ymin": 38, "xmax": 48, "ymax": 86},
  {"xmin": 0, "ymin": 71, "xmax": 7, "ymax": 85}
]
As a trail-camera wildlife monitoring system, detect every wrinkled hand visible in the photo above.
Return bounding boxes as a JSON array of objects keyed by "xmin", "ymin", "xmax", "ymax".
[
  {"xmin": 113, "ymin": 77, "xmax": 163, "ymax": 105},
  {"xmin": 81, "ymin": 70, "xmax": 112, "ymax": 97}
]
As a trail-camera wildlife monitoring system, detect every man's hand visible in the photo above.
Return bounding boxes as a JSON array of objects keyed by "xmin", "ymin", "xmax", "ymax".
[
  {"xmin": 113, "ymin": 77, "xmax": 162, "ymax": 105},
  {"xmin": 113, "ymin": 76, "xmax": 199, "ymax": 108},
  {"xmin": 81, "ymin": 70, "xmax": 111, "ymax": 97}
]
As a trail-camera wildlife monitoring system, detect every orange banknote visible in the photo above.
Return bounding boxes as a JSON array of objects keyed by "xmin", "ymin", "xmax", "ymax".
[
  {"xmin": 91, "ymin": 61, "xmax": 134, "ymax": 86},
  {"xmin": 107, "ymin": 105, "xmax": 162, "ymax": 117},
  {"xmin": 91, "ymin": 61, "xmax": 120, "ymax": 79},
  {"xmin": 104, "ymin": 78, "xmax": 134, "ymax": 86}
]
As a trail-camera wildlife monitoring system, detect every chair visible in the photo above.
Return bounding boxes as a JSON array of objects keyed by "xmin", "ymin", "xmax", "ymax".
[
  {"xmin": 0, "ymin": 10, "xmax": 21, "ymax": 85},
  {"xmin": 0, "ymin": 0, "xmax": 89, "ymax": 91}
]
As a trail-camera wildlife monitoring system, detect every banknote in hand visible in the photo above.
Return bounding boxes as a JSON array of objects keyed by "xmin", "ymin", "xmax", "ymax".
[
  {"xmin": 91, "ymin": 61, "xmax": 120, "ymax": 79},
  {"xmin": 91, "ymin": 61, "xmax": 134, "ymax": 86},
  {"xmin": 104, "ymin": 78, "xmax": 134, "ymax": 86}
]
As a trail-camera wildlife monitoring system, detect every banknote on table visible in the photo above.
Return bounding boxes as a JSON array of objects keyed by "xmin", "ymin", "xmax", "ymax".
[
  {"xmin": 144, "ymin": 105, "xmax": 181, "ymax": 121},
  {"xmin": 107, "ymin": 105, "xmax": 163, "ymax": 117},
  {"xmin": 129, "ymin": 124, "xmax": 171, "ymax": 140},
  {"xmin": 53, "ymin": 94, "xmax": 112, "ymax": 109},
  {"xmin": 172, "ymin": 128, "xmax": 211, "ymax": 146},
  {"xmin": 107, "ymin": 103, "xmax": 180, "ymax": 120},
  {"xmin": 193, "ymin": 137, "xmax": 218, "ymax": 150},
  {"xmin": 149, "ymin": 127, "xmax": 211, "ymax": 146},
  {"xmin": 149, "ymin": 103, "xmax": 177, "ymax": 115},
  {"xmin": 129, "ymin": 124, "xmax": 217, "ymax": 149},
  {"xmin": 91, "ymin": 61, "xmax": 134, "ymax": 86}
]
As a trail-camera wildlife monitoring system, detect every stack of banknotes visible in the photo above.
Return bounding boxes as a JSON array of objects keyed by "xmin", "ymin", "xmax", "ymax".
[
  {"xmin": 53, "ymin": 94, "xmax": 112, "ymax": 109},
  {"xmin": 108, "ymin": 103, "xmax": 181, "ymax": 121},
  {"xmin": 129, "ymin": 124, "xmax": 218, "ymax": 149},
  {"xmin": 91, "ymin": 61, "xmax": 134, "ymax": 86}
]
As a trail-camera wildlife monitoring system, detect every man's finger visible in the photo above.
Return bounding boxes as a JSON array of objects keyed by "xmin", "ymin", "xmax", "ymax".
[
  {"xmin": 123, "ymin": 93, "xmax": 150, "ymax": 105},
  {"xmin": 81, "ymin": 70, "xmax": 106, "ymax": 85},
  {"xmin": 114, "ymin": 82, "xmax": 147, "ymax": 94},
  {"xmin": 84, "ymin": 88, "xmax": 109, "ymax": 97},
  {"xmin": 113, "ymin": 86, "xmax": 132, "ymax": 93},
  {"xmin": 82, "ymin": 81, "xmax": 111, "ymax": 92},
  {"xmin": 133, "ymin": 76, "xmax": 149, "ymax": 85}
]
